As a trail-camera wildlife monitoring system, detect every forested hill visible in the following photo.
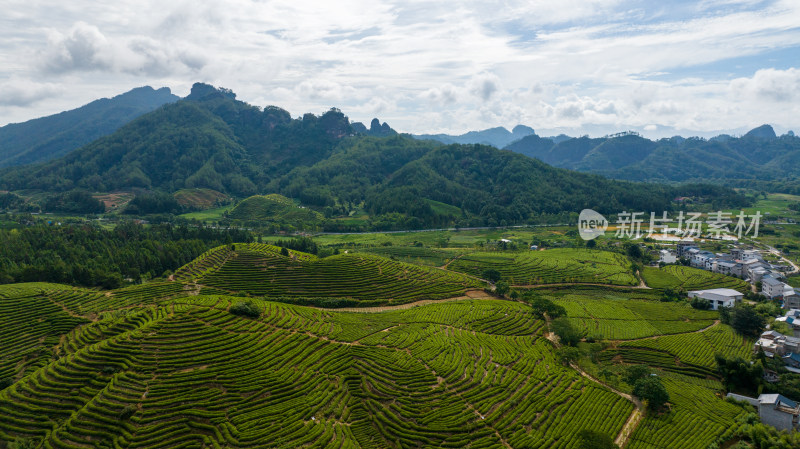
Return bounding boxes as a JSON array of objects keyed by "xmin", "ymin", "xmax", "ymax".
[
  {"xmin": 0, "ymin": 86, "xmax": 178, "ymax": 168},
  {"xmin": 0, "ymin": 83, "xmax": 750, "ymax": 228},
  {"xmin": 504, "ymin": 127, "xmax": 800, "ymax": 194}
]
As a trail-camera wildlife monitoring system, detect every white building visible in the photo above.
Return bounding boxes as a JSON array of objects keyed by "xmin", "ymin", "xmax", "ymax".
[
  {"xmin": 659, "ymin": 249, "xmax": 677, "ymax": 264},
  {"xmin": 687, "ymin": 288, "xmax": 743, "ymax": 310},
  {"xmin": 763, "ymin": 275, "xmax": 788, "ymax": 298}
]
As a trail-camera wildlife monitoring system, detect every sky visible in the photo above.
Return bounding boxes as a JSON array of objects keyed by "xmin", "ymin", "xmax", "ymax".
[{"xmin": 1, "ymin": 0, "xmax": 799, "ymax": 139}]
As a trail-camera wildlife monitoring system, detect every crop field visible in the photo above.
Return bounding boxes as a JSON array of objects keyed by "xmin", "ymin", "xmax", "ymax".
[
  {"xmin": 601, "ymin": 324, "xmax": 752, "ymax": 378},
  {"xmin": 640, "ymin": 265, "xmax": 749, "ymax": 292},
  {"xmin": 448, "ymin": 248, "xmax": 638, "ymax": 286},
  {"xmin": 355, "ymin": 246, "xmax": 463, "ymax": 267},
  {"xmin": 176, "ymin": 243, "xmax": 482, "ymax": 303},
  {"xmin": 626, "ymin": 373, "xmax": 747, "ymax": 449},
  {"xmin": 0, "ymin": 278, "xmax": 758, "ymax": 448},
  {"xmin": 552, "ymin": 294, "xmax": 718, "ymax": 340},
  {"xmin": 0, "ymin": 293, "xmax": 639, "ymax": 448}
]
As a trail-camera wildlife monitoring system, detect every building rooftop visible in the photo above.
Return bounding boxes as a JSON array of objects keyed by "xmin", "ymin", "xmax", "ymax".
[{"xmin": 688, "ymin": 288, "xmax": 744, "ymax": 297}]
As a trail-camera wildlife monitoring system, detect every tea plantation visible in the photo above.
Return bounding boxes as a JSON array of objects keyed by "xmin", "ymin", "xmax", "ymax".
[
  {"xmin": 0, "ymin": 246, "xmax": 759, "ymax": 448},
  {"xmin": 448, "ymin": 248, "xmax": 638, "ymax": 286}
]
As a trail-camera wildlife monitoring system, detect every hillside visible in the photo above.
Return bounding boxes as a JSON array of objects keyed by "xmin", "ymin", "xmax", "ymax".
[
  {"xmin": 0, "ymin": 266, "xmax": 764, "ymax": 448},
  {"xmin": 227, "ymin": 194, "xmax": 322, "ymax": 225},
  {"xmin": 505, "ymin": 127, "xmax": 800, "ymax": 193},
  {"xmin": 0, "ymin": 86, "xmax": 178, "ymax": 168},
  {"xmin": 0, "ymin": 83, "xmax": 751, "ymax": 228},
  {"xmin": 175, "ymin": 243, "xmax": 481, "ymax": 304}
]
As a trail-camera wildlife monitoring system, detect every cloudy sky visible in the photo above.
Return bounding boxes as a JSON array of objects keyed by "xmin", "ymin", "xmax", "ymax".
[{"xmin": 1, "ymin": 0, "xmax": 799, "ymax": 138}]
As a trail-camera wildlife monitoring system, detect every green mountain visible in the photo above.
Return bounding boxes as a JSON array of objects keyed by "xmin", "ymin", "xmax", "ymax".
[
  {"xmin": 0, "ymin": 83, "xmax": 750, "ymax": 228},
  {"xmin": 0, "ymin": 86, "xmax": 178, "ymax": 168},
  {"xmin": 505, "ymin": 127, "xmax": 800, "ymax": 193}
]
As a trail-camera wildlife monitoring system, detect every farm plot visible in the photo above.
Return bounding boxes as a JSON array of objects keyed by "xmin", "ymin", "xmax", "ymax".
[
  {"xmin": 0, "ymin": 284, "xmax": 89, "ymax": 380},
  {"xmin": 553, "ymin": 294, "xmax": 717, "ymax": 340},
  {"xmin": 187, "ymin": 243, "xmax": 482, "ymax": 303},
  {"xmin": 641, "ymin": 265, "xmax": 749, "ymax": 292},
  {"xmin": 356, "ymin": 246, "xmax": 462, "ymax": 267},
  {"xmin": 602, "ymin": 324, "xmax": 752, "ymax": 378},
  {"xmin": 448, "ymin": 248, "xmax": 638, "ymax": 286},
  {"xmin": 626, "ymin": 373, "xmax": 748, "ymax": 449},
  {"xmin": 0, "ymin": 296, "xmax": 633, "ymax": 448}
]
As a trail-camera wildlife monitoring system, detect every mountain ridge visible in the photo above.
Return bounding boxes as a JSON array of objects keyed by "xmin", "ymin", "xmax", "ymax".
[{"xmin": 0, "ymin": 86, "xmax": 178, "ymax": 168}]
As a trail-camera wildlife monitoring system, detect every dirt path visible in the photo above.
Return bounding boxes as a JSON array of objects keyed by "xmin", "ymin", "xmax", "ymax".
[
  {"xmin": 513, "ymin": 281, "xmax": 650, "ymax": 290},
  {"xmin": 313, "ymin": 290, "xmax": 493, "ymax": 313},
  {"xmin": 545, "ymin": 315, "xmax": 644, "ymax": 448}
]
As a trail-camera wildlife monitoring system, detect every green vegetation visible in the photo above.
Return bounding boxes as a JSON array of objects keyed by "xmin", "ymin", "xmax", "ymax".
[
  {"xmin": 0, "ymin": 86, "xmax": 177, "ymax": 168},
  {"xmin": 0, "ymin": 83, "xmax": 750, "ymax": 230},
  {"xmin": 553, "ymin": 293, "xmax": 718, "ymax": 340},
  {"xmin": 449, "ymin": 248, "xmax": 638, "ymax": 286},
  {"xmin": 0, "ymin": 287, "xmax": 639, "ymax": 448},
  {"xmin": 641, "ymin": 265, "xmax": 749, "ymax": 292},
  {"xmin": 173, "ymin": 188, "xmax": 229, "ymax": 209},
  {"xmin": 0, "ymin": 222, "xmax": 252, "ymax": 288},
  {"xmin": 175, "ymin": 243, "xmax": 482, "ymax": 304},
  {"xmin": 506, "ymin": 126, "xmax": 800, "ymax": 196},
  {"xmin": 604, "ymin": 325, "xmax": 752, "ymax": 378},
  {"xmin": 226, "ymin": 194, "xmax": 323, "ymax": 227}
]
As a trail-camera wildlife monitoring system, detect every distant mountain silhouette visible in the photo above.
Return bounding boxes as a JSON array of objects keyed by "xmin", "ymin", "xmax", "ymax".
[
  {"xmin": 0, "ymin": 86, "xmax": 178, "ymax": 167},
  {"xmin": 413, "ymin": 125, "xmax": 535, "ymax": 148}
]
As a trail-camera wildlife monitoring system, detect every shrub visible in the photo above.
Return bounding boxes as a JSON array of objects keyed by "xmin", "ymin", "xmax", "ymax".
[{"xmin": 230, "ymin": 300, "xmax": 261, "ymax": 319}]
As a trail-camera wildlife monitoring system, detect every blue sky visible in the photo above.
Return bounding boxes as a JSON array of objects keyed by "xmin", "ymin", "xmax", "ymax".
[{"xmin": 1, "ymin": 0, "xmax": 798, "ymax": 138}]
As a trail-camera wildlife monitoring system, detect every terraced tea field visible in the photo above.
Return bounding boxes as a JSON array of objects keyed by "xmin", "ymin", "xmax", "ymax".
[
  {"xmin": 553, "ymin": 293, "xmax": 718, "ymax": 340},
  {"xmin": 600, "ymin": 324, "xmax": 753, "ymax": 378},
  {"xmin": 640, "ymin": 265, "xmax": 749, "ymax": 293},
  {"xmin": 176, "ymin": 243, "xmax": 481, "ymax": 304},
  {"xmin": 356, "ymin": 246, "xmax": 461, "ymax": 267},
  {"xmin": 0, "ymin": 249, "xmax": 755, "ymax": 448},
  {"xmin": 448, "ymin": 248, "xmax": 638, "ymax": 286}
]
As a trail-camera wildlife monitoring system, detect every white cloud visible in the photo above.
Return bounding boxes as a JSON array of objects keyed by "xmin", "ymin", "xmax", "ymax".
[
  {"xmin": 0, "ymin": 0, "xmax": 799, "ymax": 138},
  {"xmin": 730, "ymin": 67, "xmax": 800, "ymax": 102},
  {"xmin": 39, "ymin": 21, "xmax": 206, "ymax": 76},
  {"xmin": 0, "ymin": 78, "xmax": 61, "ymax": 107}
]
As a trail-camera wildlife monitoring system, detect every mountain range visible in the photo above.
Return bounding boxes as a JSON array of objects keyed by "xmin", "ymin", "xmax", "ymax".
[
  {"xmin": 0, "ymin": 86, "xmax": 178, "ymax": 168},
  {"xmin": 0, "ymin": 83, "xmax": 746, "ymax": 229},
  {"xmin": 504, "ymin": 126, "xmax": 800, "ymax": 193}
]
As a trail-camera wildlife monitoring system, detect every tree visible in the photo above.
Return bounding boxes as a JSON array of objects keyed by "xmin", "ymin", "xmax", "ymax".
[
  {"xmin": 690, "ymin": 297, "xmax": 711, "ymax": 310},
  {"xmin": 551, "ymin": 317, "xmax": 580, "ymax": 346},
  {"xmin": 716, "ymin": 354, "xmax": 763, "ymax": 394},
  {"xmin": 585, "ymin": 239, "xmax": 597, "ymax": 249},
  {"xmin": 633, "ymin": 377, "xmax": 669, "ymax": 411},
  {"xmin": 280, "ymin": 247, "xmax": 290, "ymax": 257},
  {"xmin": 494, "ymin": 280, "xmax": 510, "ymax": 297},
  {"xmin": 557, "ymin": 347, "xmax": 582, "ymax": 365},
  {"xmin": 576, "ymin": 429, "xmax": 619, "ymax": 449},
  {"xmin": 722, "ymin": 304, "xmax": 766, "ymax": 337},
  {"xmin": 526, "ymin": 294, "xmax": 566, "ymax": 319},
  {"xmin": 229, "ymin": 300, "xmax": 261, "ymax": 319},
  {"xmin": 624, "ymin": 365, "xmax": 650, "ymax": 386},
  {"xmin": 482, "ymin": 268, "xmax": 502, "ymax": 283}
]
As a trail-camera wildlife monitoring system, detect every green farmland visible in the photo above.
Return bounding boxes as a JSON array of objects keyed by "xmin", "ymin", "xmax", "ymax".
[
  {"xmin": 449, "ymin": 248, "xmax": 638, "ymax": 286},
  {"xmin": 0, "ymin": 243, "xmax": 770, "ymax": 448}
]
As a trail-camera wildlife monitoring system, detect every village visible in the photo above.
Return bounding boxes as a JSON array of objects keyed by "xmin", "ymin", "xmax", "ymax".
[{"xmin": 654, "ymin": 241, "xmax": 800, "ymax": 431}]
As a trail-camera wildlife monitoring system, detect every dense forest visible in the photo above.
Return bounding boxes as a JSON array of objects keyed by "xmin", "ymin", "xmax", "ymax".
[{"xmin": 0, "ymin": 222, "xmax": 252, "ymax": 288}]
